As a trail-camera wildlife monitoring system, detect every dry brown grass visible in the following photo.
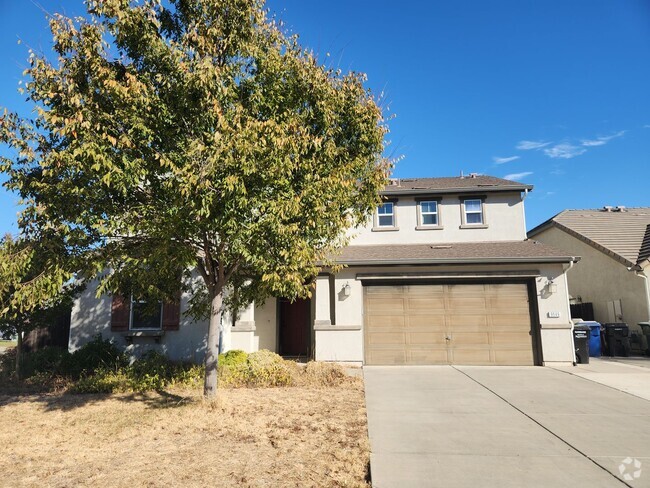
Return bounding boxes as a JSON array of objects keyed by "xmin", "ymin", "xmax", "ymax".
[{"xmin": 0, "ymin": 380, "xmax": 370, "ymax": 487}]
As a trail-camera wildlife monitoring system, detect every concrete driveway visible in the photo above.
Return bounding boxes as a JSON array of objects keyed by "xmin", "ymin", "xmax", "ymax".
[{"xmin": 364, "ymin": 363, "xmax": 650, "ymax": 488}]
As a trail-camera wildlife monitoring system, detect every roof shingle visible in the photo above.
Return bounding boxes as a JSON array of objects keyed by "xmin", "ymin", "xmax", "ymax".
[
  {"xmin": 382, "ymin": 175, "xmax": 532, "ymax": 194},
  {"xmin": 333, "ymin": 240, "xmax": 575, "ymax": 265},
  {"xmin": 529, "ymin": 208, "xmax": 650, "ymax": 266}
]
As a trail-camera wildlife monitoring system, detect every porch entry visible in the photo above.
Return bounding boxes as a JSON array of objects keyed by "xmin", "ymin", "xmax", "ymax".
[{"xmin": 278, "ymin": 297, "xmax": 311, "ymax": 357}]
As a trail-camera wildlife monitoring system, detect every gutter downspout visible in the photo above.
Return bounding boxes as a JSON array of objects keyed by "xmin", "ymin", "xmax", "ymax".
[
  {"xmin": 634, "ymin": 268, "xmax": 650, "ymax": 322},
  {"xmin": 521, "ymin": 189, "xmax": 529, "ymax": 240},
  {"xmin": 564, "ymin": 259, "xmax": 578, "ymax": 365}
]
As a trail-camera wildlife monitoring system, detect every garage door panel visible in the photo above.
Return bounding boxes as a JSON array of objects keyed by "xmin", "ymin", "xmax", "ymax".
[
  {"xmin": 408, "ymin": 349, "xmax": 449, "ymax": 364},
  {"xmin": 404, "ymin": 284, "xmax": 444, "ymax": 295},
  {"xmin": 494, "ymin": 349, "xmax": 534, "ymax": 365},
  {"xmin": 448, "ymin": 297, "xmax": 487, "ymax": 310},
  {"xmin": 366, "ymin": 298, "xmax": 405, "ymax": 312},
  {"xmin": 447, "ymin": 315, "xmax": 488, "ymax": 329},
  {"xmin": 367, "ymin": 332, "xmax": 404, "ymax": 346},
  {"xmin": 492, "ymin": 332, "xmax": 531, "ymax": 345},
  {"xmin": 367, "ymin": 349, "xmax": 408, "ymax": 365},
  {"xmin": 407, "ymin": 332, "xmax": 447, "ymax": 345},
  {"xmin": 450, "ymin": 348, "xmax": 492, "ymax": 364},
  {"xmin": 367, "ymin": 315, "xmax": 405, "ymax": 327},
  {"xmin": 447, "ymin": 284, "xmax": 487, "ymax": 295},
  {"xmin": 407, "ymin": 297, "xmax": 446, "ymax": 311},
  {"xmin": 491, "ymin": 314, "xmax": 532, "ymax": 327},
  {"xmin": 364, "ymin": 282, "xmax": 535, "ymax": 366},
  {"xmin": 451, "ymin": 332, "xmax": 490, "ymax": 345},
  {"xmin": 407, "ymin": 315, "xmax": 446, "ymax": 328}
]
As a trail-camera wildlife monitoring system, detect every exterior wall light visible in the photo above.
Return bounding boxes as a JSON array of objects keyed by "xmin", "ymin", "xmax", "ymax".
[
  {"xmin": 545, "ymin": 278, "xmax": 558, "ymax": 294},
  {"xmin": 342, "ymin": 282, "xmax": 352, "ymax": 297}
]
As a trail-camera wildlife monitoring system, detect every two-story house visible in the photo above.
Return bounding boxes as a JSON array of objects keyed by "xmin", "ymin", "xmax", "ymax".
[{"xmin": 69, "ymin": 175, "xmax": 578, "ymax": 366}]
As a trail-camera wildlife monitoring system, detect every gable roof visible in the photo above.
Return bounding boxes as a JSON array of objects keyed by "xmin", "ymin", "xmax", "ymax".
[
  {"xmin": 382, "ymin": 175, "xmax": 533, "ymax": 196},
  {"xmin": 333, "ymin": 240, "xmax": 576, "ymax": 266},
  {"xmin": 528, "ymin": 208, "xmax": 650, "ymax": 267}
]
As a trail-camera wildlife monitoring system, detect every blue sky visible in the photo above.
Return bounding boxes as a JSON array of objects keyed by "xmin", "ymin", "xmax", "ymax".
[{"xmin": 1, "ymin": 0, "xmax": 649, "ymax": 234}]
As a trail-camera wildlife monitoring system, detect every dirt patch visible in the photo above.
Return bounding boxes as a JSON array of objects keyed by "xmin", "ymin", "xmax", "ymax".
[{"xmin": 0, "ymin": 383, "xmax": 370, "ymax": 487}]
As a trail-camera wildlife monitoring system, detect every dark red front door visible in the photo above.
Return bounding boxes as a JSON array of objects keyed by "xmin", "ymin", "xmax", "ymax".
[{"xmin": 279, "ymin": 298, "xmax": 311, "ymax": 357}]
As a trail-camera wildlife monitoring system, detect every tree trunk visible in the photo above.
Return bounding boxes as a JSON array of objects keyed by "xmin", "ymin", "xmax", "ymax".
[
  {"xmin": 203, "ymin": 290, "xmax": 223, "ymax": 397},
  {"xmin": 15, "ymin": 330, "xmax": 23, "ymax": 381}
]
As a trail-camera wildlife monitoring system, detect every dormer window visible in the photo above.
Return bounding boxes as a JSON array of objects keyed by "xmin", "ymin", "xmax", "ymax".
[{"xmin": 377, "ymin": 202, "xmax": 395, "ymax": 227}]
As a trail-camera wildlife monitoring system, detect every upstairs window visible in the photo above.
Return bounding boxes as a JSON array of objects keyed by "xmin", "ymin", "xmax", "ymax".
[
  {"xmin": 464, "ymin": 199, "xmax": 484, "ymax": 225},
  {"xmin": 419, "ymin": 201, "xmax": 439, "ymax": 226},
  {"xmin": 377, "ymin": 202, "xmax": 395, "ymax": 227}
]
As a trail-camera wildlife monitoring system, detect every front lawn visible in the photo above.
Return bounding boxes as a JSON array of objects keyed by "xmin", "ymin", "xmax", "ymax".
[
  {"xmin": 0, "ymin": 383, "xmax": 370, "ymax": 487},
  {"xmin": 0, "ymin": 340, "xmax": 16, "ymax": 348}
]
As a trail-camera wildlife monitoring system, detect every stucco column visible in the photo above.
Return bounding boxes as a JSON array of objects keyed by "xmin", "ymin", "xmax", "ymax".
[
  {"xmin": 313, "ymin": 274, "xmax": 332, "ymax": 328},
  {"xmin": 230, "ymin": 301, "xmax": 256, "ymax": 352}
]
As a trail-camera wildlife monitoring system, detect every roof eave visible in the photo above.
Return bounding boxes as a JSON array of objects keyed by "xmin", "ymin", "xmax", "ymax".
[
  {"xmin": 381, "ymin": 185, "xmax": 533, "ymax": 196},
  {"xmin": 336, "ymin": 255, "xmax": 579, "ymax": 266}
]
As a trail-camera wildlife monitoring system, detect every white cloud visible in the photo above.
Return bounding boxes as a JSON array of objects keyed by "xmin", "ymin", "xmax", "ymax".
[
  {"xmin": 580, "ymin": 130, "xmax": 626, "ymax": 147},
  {"xmin": 503, "ymin": 171, "xmax": 533, "ymax": 181},
  {"xmin": 516, "ymin": 140, "xmax": 551, "ymax": 150},
  {"xmin": 492, "ymin": 155, "xmax": 520, "ymax": 164},
  {"xmin": 644, "ymin": 125, "xmax": 650, "ymax": 129},
  {"xmin": 543, "ymin": 143, "xmax": 587, "ymax": 159}
]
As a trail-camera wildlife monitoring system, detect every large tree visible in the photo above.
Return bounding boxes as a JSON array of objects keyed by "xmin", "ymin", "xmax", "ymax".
[
  {"xmin": 0, "ymin": 235, "xmax": 75, "ymax": 379},
  {"xmin": 0, "ymin": 0, "xmax": 389, "ymax": 397}
]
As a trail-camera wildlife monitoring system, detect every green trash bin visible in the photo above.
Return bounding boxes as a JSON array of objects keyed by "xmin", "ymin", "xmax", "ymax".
[{"xmin": 639, "ymin": 322, "xmax": 650, "ymax": 356}]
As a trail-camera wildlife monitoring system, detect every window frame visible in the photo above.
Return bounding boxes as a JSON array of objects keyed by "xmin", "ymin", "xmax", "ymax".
[
  {"xmin": 460, "ymin": 196, "xmax": 488, "ymax": 228},
  {"xmin": 416, "ymin": 198, "xmax": 443, "ymax": 230},
  {"xmin": 129, "ymin": 296, "xmax": 164, "ymax": 331},
  {"xmin": 373, "ymin": 199, "xmax": 399, "ymax": 231}
]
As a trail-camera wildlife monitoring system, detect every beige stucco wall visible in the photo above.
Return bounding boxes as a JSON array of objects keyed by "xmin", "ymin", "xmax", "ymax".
[
  {"xmin": 533, "ymin": 226, "xmax": 650, "ymax": 336},
  {"xmin": 348, "ymin": 192, "xmax": 527, "ymax": 245}
]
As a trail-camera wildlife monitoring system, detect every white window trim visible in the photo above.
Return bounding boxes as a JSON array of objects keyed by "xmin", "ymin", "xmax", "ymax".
[
  {"xmin": 417, "ymin": 200, "xmax": 442, "ymax": 229},
  {"xmin": 129, "ymin": 296, "xmax": 163, "ymax": 331},
  {"xmin": 460, "ymin": 198, "xmax": 488, "ymax": 228}
]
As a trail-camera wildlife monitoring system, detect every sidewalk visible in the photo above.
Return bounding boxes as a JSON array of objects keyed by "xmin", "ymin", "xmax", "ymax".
[{"xmin": 551, "ymin": 357, "xmax": 650, "ymax": 401}]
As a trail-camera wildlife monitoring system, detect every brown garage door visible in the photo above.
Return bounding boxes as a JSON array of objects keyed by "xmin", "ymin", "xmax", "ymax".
[{"xmin": 364, "ymin": 283, "xmax": 535, "ymax": 365}]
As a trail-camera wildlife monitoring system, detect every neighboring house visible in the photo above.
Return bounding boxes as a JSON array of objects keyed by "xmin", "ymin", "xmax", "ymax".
[
  {"xmin": 529, "ymin": 207, "xmax": 650, "ymax": 344},
  {"xmin": 70, "ymin": 175, "xmax": 578, "ymax": 366}
]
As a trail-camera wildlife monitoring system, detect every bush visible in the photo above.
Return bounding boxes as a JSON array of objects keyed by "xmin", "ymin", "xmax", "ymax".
[
  {"xmin": 69, "ymin": 368, "xmax": 131, "ymax": 394},
  {"xmin": 302, "ymin": 361, "xmax": 349, "ymax": 387},
  {"xmin": 127, "ymin": 351, "xmax": 202, "ymax": 392},
  {"xmin": 244, "ymin": 350, "xmax": 299, "ymax": 387},
  {"xmin": 0, "ymin": 347, "xmax": 17, "ymax": 378},
  {"xmin": 219, "ymin": 349, "xmax": 248, "ymax": 367},
  {"xmin": 22, "ymin": 347, "xmax": 71, "ymax": 378},
  {"xmin": 68, "ymin": 351, "xmax": 204, "ymax": 394},
  {"xmin": 63, "ymin": 335, "xmax": 128, "ymax": 378}
]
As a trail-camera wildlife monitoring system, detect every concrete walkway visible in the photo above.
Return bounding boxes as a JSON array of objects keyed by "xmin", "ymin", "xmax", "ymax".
[
  {"xmin": 364, "ymin": 365, "xmax": 650, "ymax": 488},
  {"xmin": 552, "ymin": 358, "xmax": 650, "ymax": 401}
]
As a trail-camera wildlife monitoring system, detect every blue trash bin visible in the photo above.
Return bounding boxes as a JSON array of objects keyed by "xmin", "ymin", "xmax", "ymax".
[{"xmin": 579, "ymin": 321, "xmax": 602, "ymax": 357}]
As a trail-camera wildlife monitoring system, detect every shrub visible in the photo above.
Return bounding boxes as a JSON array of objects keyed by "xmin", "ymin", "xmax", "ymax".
[
  {"xmin": 302, "ymin": 361, "xmax": 349, "ymax": 387},
  {"xmin": 219, "ymin": 349, "xmax": 248, "ymax": 367},
  {"xmin": 0, "ymin": 347, "xmax": 17, "ymax": 378},
  {"xmin": 63, "ymin": 335, "xmax": 128, "ymax": 378},
  {"xmin": 69, "ymin": 368, "xmax": 130, "ymax": 394},
  {"xmin": 22, "ymin": 347, "xmax": 71, "ymax": 378},
  {"xmin": 244, "ymin": 350, "xmax": 299, "ymax": 387},
  {"xmin": 127, "ymin": 351, "xmax": 201, "ymax": 391}
]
